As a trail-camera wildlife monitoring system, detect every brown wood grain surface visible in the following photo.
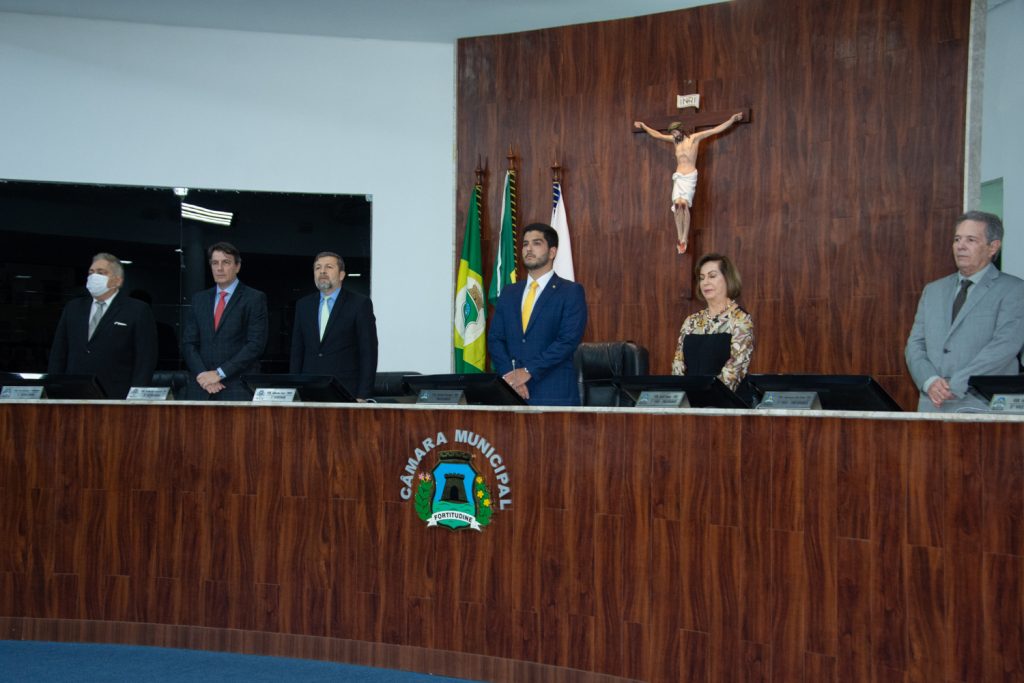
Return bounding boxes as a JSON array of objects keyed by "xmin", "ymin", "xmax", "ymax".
[
  {"xmin": 2, "ymin": 402, "xmax": 1022, "ymax": 682},
  {"xmin": 455, "ymin": 0, "xmax": 970, "ymax": 411}
]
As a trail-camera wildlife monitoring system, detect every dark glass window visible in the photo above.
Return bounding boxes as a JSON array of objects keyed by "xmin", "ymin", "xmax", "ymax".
[{"xmin": 0, "ymin": 179, "xmax": 371, "ymax": 373}]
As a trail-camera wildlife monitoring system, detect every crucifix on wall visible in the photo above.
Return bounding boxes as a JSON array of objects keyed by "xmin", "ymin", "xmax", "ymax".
[{"xmin": 633, "ymin": 81, "xmax": 751, "ymax": 255}]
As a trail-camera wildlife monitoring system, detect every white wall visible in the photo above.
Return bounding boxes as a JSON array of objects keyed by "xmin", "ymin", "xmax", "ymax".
[
  {"xmin": 981, "ymin": 0, "xmax": 1024, "ymax": 275},
  {"xmin": 0, "ymin": 12, "xmax": 456, "ymax": 373}
]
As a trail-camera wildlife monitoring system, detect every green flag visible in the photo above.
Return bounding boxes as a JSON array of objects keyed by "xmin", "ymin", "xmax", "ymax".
[
  {"xmin": 454, "ymin": 184, "xmax": 487, "ymax": 373},
  {"xmin": 488, "ymin": 169, "xmax": 518, "ymax": 306}
]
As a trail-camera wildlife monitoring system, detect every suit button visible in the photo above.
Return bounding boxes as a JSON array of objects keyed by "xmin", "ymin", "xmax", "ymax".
[
  {"xmin": 522, "ymin": 338, "xmax": 526, "ymax": 342},
  {"xmin": 318, "ymin": 353, "xmax": 324, "ymax": 357},
  {"xmin": 943, "ymin": 348, "xmax": 950, "ymax": 354}
]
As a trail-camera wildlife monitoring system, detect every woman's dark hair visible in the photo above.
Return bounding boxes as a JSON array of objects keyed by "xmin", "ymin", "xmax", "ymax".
[{"xmin": 694, "ymin": 252, "xmax": 742, "ymax": 301}]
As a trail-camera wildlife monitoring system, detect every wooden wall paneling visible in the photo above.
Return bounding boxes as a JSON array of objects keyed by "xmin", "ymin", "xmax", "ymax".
[
  {"xmin": 906, "ymin": 543, "xmax": 947, "ymax": 682},
  {"xmin": 981, "ymin": 423, "xmax": 1024, "ymax": 558},
  {"xmin": 592, "ymin": 413, "xmax": 651, "ymax": 680},
  {"xmin": 739, "ymin": 417, "xmax": 771, "ymax": 648},
  {"xmin": 804, "ymin": 419, "xmax": 840, "ymax": 660},
  {"xmin": 838, "ymin": 536, "xmax": 874, "ymax": 681},
  {"xmin": 7, "ymin": 404, "xmax": 1024, "ymax": 682},
  {"xmin": 979, "ymin": 419, "xmax": 1024, "ymax": 680},
  {"xmin": 982, "ymin": 553, "xmax": 1024, "ymax": 681},
  {"xmin": 770, "ymin": 527, "xmax": 809, "ymax": 682},
  {"xmin": 942, "ymin": 422, "xmax": 984, "ymax": 682},
  {"xmin": 905, "ymin": 420, "xmax": 946, "ymax": 548},
  {"xmin": 872, "ymin": 418, "xmax": 910, "ymax": 675},
  {"xmin": 456, "ymin": 0, "xmax": 971, "ymax": 410}
]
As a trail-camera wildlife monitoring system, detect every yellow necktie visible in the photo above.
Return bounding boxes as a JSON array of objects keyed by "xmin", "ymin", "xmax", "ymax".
[{"xmin": 522, "ymin": 281, "xmax": 538, "ymax": 332}]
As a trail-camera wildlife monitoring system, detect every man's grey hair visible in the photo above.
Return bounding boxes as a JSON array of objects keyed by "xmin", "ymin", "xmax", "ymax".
[
  {"xmin": 91, "ymin": 252, "xmax": 124, "ymax": 279},
  {"xmin": 957, "ymin": 210, "xmax": 1004, "ymax": 244}
]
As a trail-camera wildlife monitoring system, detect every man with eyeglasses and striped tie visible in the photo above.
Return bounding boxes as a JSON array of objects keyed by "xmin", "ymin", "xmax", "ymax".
[
  {"xmin": 488, "ymin": 223, "xmax": 588, "ymax": 405},
  {"xmin": 289, "ymin": 251, "xmax": 378, "ymax": 400}
]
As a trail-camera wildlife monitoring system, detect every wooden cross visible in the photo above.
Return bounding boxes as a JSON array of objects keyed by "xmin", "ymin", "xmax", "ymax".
[{"xmin": 632, "ymin": 80, "xmax": 751, "ymax": 134}]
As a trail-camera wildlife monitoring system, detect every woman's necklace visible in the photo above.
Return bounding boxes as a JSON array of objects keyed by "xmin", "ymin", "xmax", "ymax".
[{"xmin": 707, "ymin": 299, "xmax": 733, "ymax": 322}]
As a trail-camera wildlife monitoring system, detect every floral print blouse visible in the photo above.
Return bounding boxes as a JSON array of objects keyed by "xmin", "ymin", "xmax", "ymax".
[{"xmin": 670, "ymin": 300, "xmax": 754, "ymax": 391}]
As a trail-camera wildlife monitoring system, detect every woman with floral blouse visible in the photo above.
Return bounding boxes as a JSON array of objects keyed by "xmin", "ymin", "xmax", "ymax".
[{"xmin": 671, "ymin": 253, "xmax": 754, "ymax": 391}]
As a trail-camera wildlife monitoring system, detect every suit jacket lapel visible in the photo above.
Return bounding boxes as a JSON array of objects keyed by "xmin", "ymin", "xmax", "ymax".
[
  {"xmin": 947, "ymin": 267, "xmax": 997, "ymax": 338},
  {"xmin": 198, "ymin": 288, "xmax": 216, "ymax": 336},
  {"xmin": 524, "ymin": 275, "xmax": 561, "ymax": 335},
  {"xmin": 318, "ymin": 291, "xmax": 341, "ymax": 346},
  {"xmin": 214, "ymin": 283, "xmax": 244, "ymax": 335},
  {"xmin": 87, "ymin": 294, "xmax": 125, "ymax": 344}
]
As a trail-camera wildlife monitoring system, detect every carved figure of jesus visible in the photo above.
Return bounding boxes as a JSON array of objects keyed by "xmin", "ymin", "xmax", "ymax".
[{"xmin": 634, "ymin": 112, "xmax": 743, "ymax": 254}]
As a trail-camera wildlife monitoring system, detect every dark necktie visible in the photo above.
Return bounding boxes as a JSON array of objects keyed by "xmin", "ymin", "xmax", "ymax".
[{"xmin": 951, "ymin": 279, "xmax": 972, "ymax": 323}]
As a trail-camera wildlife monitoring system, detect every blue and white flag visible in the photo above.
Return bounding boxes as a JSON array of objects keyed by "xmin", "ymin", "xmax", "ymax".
[{"xmin": 550, "ymin": 180, "xmax": 575, "ymax": 281}]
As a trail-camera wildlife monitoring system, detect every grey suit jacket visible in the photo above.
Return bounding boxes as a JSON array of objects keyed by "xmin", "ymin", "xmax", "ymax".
[{"xmin": 905, "ymin": 264, "xmax": 1024, "ymax": 412}]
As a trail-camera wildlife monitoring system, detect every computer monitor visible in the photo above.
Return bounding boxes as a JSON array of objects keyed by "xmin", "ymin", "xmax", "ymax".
[
  {"xmin": 403, "ymin": 373, "xmax": 527, "ymax": 406},
  {"xmin": 967, "ymin": 374, "xmax": 1024, "ymax": 400},
  {"xmin": 241, "ymin": 374, "xmax": 356, "ymax": 403},
  {"xmin": 741, "ymin": 374, "xmax": 901, "ymax": 411},
  {"xmin": 613, "ymin": 375, "xmax": 749, "ymax": 409},
  {"xmin": 1, "ymin": 374, "xmax": 108, "ymax": 399}
]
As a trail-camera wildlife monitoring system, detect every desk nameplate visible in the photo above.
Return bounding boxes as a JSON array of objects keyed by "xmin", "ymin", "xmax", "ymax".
[
  {"xmin": 252, "ymin": 388, "xmax": 299, "ymax": 403},
  {"xmin": 1, "ymin": 385, "xmax": 46, "ymax": 400},
  {"xmin": 988, "ymin": 393, "xmax": 1024, "ymax": 414},
  {"xmin": 416, "ymin": 389, "xmax": 467, "ymax": 405},
  {"xmin": 635, "ymin": 390, "xmax": 690, "ymax": 408},
  {"xmin": 127, "ymin": 387, "xmax": 173, "ymax": 401},
  {"xmin": 757, "ymin": 391, "xmax": 822, "ymax": 410}
]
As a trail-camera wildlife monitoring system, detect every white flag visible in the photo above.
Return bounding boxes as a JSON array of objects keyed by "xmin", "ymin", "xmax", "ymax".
[{"xmin": 550, "ymin": 180, "xmax": 575, "ymax": 281}]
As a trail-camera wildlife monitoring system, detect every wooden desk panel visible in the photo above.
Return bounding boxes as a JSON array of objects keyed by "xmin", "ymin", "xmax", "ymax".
[{"xmin": 1, "ymin": 403, "xmax": 1021, "ymax": 682}]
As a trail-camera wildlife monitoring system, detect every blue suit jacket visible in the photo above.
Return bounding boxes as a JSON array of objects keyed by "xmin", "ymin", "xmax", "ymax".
[
  {"xmin": 181, "ymin": 281, "xmax": 268, "ymax": 400},
  {"xmin": 487, "ymin": 274, "xmax": 587, "ymax": 406},
  {"xmin": 905, "ymin": 264, "xmax": 1024, "ymax": 412}
]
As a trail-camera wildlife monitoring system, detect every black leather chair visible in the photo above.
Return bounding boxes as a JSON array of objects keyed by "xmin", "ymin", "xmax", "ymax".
[
  {"xmin": 573, "ymin": 341, "xmax": 649, "ymax": 406},
  {"xmin": 150, "ymin": 370, "xmax": 191, "ymax": 398},
  {"xmin": 372, "ymin": 371, "xmax": 421, "ymax": 403}
]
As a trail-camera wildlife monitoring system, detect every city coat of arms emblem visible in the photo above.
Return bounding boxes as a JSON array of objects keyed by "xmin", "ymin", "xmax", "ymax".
[{"xmin": 413, "ymin": 450, "xmax": 493, "ymax": 531}]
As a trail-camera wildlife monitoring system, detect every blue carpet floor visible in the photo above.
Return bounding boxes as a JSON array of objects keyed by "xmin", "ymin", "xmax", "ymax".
[{"xmin": 0, "ymin": 641, "xmax": 477, "ymax": 682}]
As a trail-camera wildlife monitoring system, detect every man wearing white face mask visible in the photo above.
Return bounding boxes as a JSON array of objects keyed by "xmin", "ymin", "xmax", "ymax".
[{"xmin": 48, "ymin": 252, "xmax": 158, "ymax": 398}]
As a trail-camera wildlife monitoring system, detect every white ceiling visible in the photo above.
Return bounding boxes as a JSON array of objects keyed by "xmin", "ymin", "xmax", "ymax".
[{"xmin": 0, "ymin": 0, "xmax": 719, "ymax": 43}]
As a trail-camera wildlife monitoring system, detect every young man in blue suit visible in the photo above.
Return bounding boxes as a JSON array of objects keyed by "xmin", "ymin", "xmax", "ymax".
[
  {"xmin": 905, "ymin": 211, "xmax": 1024, "ymax": 412},
  {"xmin": 181, "ymin": 242, "xmax": 268, "ymax": 401},
  {"xmin": 488, "ymin": 223, "xmax": 588, "ymax": 406},
  {"xmin": 289, "ymin": 251, "xmax": 378, "ymax": 399}
]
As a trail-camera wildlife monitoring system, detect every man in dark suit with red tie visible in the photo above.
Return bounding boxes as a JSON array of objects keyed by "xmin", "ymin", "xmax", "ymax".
[
  {"xmin": 48, "ymin": 252, "xmax": 158, "ymax": 399},
  {"xmin": 181, "ymin": 242, "xmax": 268, "ymax": 400},
  {"xmin": 289, "ymin": 251, "xmax": 378, "ymax": 399}
]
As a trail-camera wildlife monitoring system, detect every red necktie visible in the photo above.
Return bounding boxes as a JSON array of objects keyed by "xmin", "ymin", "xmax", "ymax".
[{"xmin": 213, "ymin": 290, "xmax": 227, "ymax": 330}]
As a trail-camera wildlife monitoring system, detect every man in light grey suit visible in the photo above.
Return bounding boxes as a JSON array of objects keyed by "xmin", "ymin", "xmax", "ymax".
[{"xmin": 905, "ymin": 211, "xmax": 1024, "ymax": 412}]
